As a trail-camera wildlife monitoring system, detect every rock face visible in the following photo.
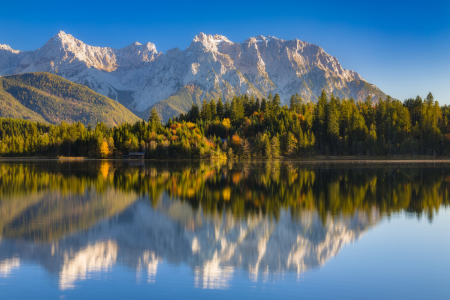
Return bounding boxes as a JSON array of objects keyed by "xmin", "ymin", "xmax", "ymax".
[{"xmin": 0, "ymin": 31, "xmax": 386, "ymax": 121}]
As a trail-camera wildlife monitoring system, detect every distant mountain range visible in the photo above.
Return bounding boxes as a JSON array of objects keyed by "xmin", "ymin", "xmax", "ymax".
[
  {"xmin": 0, "ymin": 31, "xmax": 387, "ymax": 121},
  {"xmin": 0, "ymin": 73, "xmax": 140, "ymax": 126}
]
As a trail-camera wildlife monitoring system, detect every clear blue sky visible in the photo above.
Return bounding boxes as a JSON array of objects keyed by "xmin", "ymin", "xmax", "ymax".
[{"xmin": 1, "ymin": 0, "xmax": 449, "ymax": 103}]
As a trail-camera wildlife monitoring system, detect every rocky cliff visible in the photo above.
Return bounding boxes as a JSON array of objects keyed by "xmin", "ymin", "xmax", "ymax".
[{"xmin": 0, "ymin": 31, "xmax": 386, "ymax": 121}]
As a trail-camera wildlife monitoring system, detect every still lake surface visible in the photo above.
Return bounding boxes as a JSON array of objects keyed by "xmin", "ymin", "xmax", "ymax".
[{"xmin": 0, "ymin": 160, "xmax": 449, "ymax": 299}]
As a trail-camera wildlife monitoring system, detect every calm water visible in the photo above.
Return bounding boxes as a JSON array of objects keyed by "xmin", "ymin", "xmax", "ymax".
[{"xmin": 0, "ymin": 160, "xmax": 449, "ymax": 299}]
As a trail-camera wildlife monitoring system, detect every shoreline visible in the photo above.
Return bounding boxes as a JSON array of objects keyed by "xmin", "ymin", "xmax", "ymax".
[{"xmin": 1, "ymin": 157, "xmax": 450, "ymax": 164}]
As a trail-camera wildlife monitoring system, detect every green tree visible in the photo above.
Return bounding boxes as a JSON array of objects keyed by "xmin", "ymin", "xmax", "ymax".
[
  {"xmin": 270, "ymin": 136, "xmax": 280, "ymax": 158},
  {"xmin": 216, "ymin": 98, "xmax": 224, "ymax": 119},
  {"xmin": 326, "ymin": 94, "xmax": 340, "ymax": 154},
  {"xmin": 149, "ymin": 108, "xmax": 161, "ymax": 133}
]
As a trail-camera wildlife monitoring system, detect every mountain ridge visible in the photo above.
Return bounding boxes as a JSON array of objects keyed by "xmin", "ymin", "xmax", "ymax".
[
  {"xmin": 0, "ymin": 31, "xmax": 387, "ymax": 121},
  {"xmin": 0, "ymin": 72, "xmax": 141, "ymax": 126}
]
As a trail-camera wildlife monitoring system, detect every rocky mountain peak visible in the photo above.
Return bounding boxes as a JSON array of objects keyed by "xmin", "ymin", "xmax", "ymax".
[
  {"xmin": 244, "ymin": 35, "xmax": 278, "ymax": 44},
  {"xmin": 212, "ymin": 34, "xmax": 232, "ymax": 43},
  {"xmin": 115, "ymin": 41, "xmax": 159, "ymax": 67},
  {"xmin": 0, "ymin": 44, "xmax": 20, "ymax": 54},
  {"xmin": 121, "ymin": 41, "xmax": 157, "ymax": 53},
  {"xmin": 190, "ymin": 32, "xmax": 231, "ymax": 52},
  {"xmin": 47, "ymin": 30, "xmax": 79, "ymax": 48},
  {"xmin": 0, "ymin": 31, "xmax": 387, "ymax": 120}
]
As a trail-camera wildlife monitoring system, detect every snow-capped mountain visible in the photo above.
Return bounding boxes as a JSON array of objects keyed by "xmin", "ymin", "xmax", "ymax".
[{"xmin": 0, "ymin": 31, "xmax": 386, "ymax": 120}]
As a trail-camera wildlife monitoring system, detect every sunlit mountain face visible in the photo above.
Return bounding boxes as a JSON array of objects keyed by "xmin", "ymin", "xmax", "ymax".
[{"xmin": 0, "ymin": 161, "xmax": 448, "ymax": 290}]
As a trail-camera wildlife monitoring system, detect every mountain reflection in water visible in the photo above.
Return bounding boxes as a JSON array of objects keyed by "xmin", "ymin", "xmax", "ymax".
[{"xmin": 0, "ymin": 160, "xmax": 449, "ymax": 290}]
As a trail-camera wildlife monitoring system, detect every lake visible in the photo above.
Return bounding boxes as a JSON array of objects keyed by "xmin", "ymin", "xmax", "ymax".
[{"xmin": 0, "ymin": 160, "xmax": 449, "ymax": 299}]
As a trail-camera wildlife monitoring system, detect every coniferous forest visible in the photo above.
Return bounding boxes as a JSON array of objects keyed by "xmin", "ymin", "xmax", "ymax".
[{"xmin": 0, "ymin": 90, "xmax": 448, "ymax": 159}]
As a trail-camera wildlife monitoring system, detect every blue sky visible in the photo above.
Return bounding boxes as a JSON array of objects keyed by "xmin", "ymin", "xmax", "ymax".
[{"xmin": 1, "ymin": 0, "xmax": 449, "ymax": 103}]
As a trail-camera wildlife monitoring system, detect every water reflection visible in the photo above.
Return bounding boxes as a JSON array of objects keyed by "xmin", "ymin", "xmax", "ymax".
[
  {"xmin": 0, "ymin": 161, "xmax": 449, "ymax": 290},
  {"xmin": 0, "ymin": 257, "xmax": 20, "ymax": 277}
]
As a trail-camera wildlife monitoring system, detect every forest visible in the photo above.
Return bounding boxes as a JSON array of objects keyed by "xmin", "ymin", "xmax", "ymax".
[{"xmin": 0, "ymin": 90, "xmax": 448, "ymax": 159}]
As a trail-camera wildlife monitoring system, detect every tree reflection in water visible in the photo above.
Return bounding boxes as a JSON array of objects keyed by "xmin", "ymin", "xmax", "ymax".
[{"xmin": 0, "ymin": 160, "xmax": 449, "ymax": 289}]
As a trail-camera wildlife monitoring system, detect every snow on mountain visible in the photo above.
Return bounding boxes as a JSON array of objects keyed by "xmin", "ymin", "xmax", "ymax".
[{"xmin": 0, "ymin": 31, "xmax": 386, "ymax": 120}]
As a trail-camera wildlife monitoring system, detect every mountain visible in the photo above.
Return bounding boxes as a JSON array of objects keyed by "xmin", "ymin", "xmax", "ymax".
[
  {"xmin": 0, "ymin": 72, "xmax": 140, "ymax": 126},
  {"xmin": 0, "ymin": 31, "xmax": 387, "ymax": 121}
]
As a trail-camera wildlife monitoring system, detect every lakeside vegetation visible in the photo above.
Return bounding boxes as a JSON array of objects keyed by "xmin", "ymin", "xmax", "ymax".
[{"xmin": 0, "ymin": 90, "xmax": 449, "ymax": 159}]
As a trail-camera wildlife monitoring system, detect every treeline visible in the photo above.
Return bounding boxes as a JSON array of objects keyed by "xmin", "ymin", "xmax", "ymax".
[
  {"xmin": 0, "ymin": 90, "xmax": 449, "ymax": 158},
  {"xmin": 177, "ymin": 91, "xmax": 448, "ymax": 157}
]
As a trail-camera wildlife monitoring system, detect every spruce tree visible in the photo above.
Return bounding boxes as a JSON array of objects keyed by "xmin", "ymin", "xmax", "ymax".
[
  {"xmin": 216, "ymin": 98, "xmax": 224, "ymax": 119},
  {"xmin": 261, "ymin": 98, "xmax": 267, "ymax": 113},
  {"xmin": 326, "ymin": 93, "xmax": 340, "ymax": 153},
  {"xmin": 148, "ymin": 108, "xmax": 161, "ymax": 133},
  {"xmin": 272, "ymin": 94, "xmax": 281, "ymax": 112},
  {"xmin": 210, "ymin": 98, "xmax": 216, "ymax": 120},
  {"xmin": 201, "ymin": 99, "xmax": 211, "ymax": 121},
  {"xmin": 254, "ymin": 98, "xmax": 261, "ymax": 112},
  {"xmin": 290, "ymin": 95, "xmax": 296, "ymax": 111},
  {"xmin": 313, "ymin": 90, "xmax": 327, "ymax": 153},
  {"xmin": 189, "ymin": 104, "xmax": 200, "ymax": 122},
  {"xmin": 224, "ymin": 100, "xmax": 231, "ymax": 118}
]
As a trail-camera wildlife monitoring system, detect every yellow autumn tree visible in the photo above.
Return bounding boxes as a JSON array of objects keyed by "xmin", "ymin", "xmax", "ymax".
[
  {"xmin": 100, "ymin": 139, "xmax": 110, "ymax": 158},
  {"xmin": 222, "ymin": 118, "xmax": 231, "ymax": 130},
  {"xmin": 186, "ymin": 122, "xmax": 196, "ymax": 130}
]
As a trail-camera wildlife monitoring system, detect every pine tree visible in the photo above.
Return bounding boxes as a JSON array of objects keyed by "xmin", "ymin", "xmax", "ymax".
[
  {"xmin": 149, "ymin": 108, "xmax": 161, "ymax": 133},
  {"xmin": 190, "ymin": 104, "xmax": 200, "ymax": 122},
  {"xmin": 313, "ymin": 90, "xmax": 327, "ymax": 153},
  {"xmin": 254, "ymin": 98, "xmax": 261, "ymax": 112},
  {"xmin": 290, "ymin": 95, "xmax": 296, "ymax": 111},
  {"xmin": 210, "ymin": 98, "xmax": 216, "ymax": 120},
  {"xmin": 326, "ymin": 93, "xmax": 340, "ymax": 153},
  {"xmin": 201, "ymin": 99, "xmax": 211, "ymax": 121},
  {"xmin": 216, "ymin": 98, "xmax": 224, "ymax": 119},
  {"xmin": 261, "ymin": 98, "xmax": 267, "ymax": 113},
  {"xmin": 272, "ymin": 94, "xmax": 281, "ymax": 112},
  {"xmin": 231, "ymin": 96, "xmax": 244, "ymax": 124},
  {"xmin": 224, "ymin": 100, "xmax": 231, "ymax": 118}
]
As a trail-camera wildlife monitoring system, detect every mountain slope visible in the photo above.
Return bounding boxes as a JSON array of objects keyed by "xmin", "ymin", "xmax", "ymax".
[
  {"xmin": 0, "ymin": 72, "xmax": 140, "ymax": 126},
  {"xmin": 0, "ymin": 31, "xmax": 388, "ymax": 121}
]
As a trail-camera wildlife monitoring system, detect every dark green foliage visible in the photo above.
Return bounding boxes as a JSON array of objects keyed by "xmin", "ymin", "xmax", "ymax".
[
  {"xmin": 2, "ymin": 88, "xmax": 450, "ymax": 159},
  {"xmin": 216, "ymin": 98, "xmax": 224, "ymax": 119}
]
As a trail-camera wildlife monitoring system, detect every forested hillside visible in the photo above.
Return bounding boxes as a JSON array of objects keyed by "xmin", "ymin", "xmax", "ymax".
[
  {"xmin": 0, "ymin": 90, "xmax": 448, "ymax": 158},
  {"xmin": 0, "ymin": 72, "xmax": 140, "ymax": 126}
]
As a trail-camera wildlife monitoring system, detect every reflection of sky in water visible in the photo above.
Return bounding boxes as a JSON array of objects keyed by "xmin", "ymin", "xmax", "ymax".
[
  {"xmin": 0, "ymin": 196, "xmax": 379, "ymax": 291},
  {"xmin": 0, "ymin": 162, "xmax": 450, "ymax": 299},
  {"xmin": 0, "ymin": 257, "xmax": 20, "ymax": 277},
  {"xmin": 1, "ymin": 208, "xmax": 449, "ymax": 299}
]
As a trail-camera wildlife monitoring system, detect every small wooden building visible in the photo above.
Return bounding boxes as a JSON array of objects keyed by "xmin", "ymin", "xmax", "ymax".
[{"xmin": 123, "ymin": 152, "xmax": 145, "ymax": 159}]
